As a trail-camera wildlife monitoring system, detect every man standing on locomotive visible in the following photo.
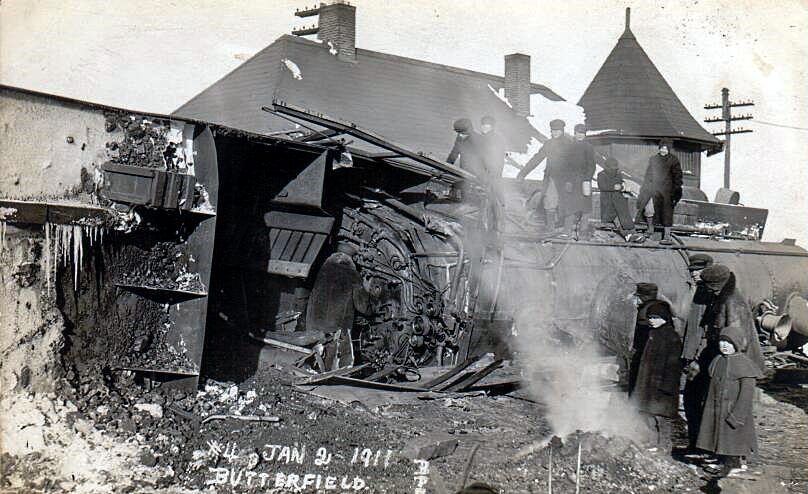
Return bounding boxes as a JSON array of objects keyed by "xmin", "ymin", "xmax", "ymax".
[
  {"xmin": 567, "ymin": 124, "xmax": 597, "ymax": 238},
  {"xmin": 636, "ymin": 138, "xmax": 683, "ymax": 244},
  {"xmin": 516, "ymin": 119, "xmax": 574, "ymax": 232}
]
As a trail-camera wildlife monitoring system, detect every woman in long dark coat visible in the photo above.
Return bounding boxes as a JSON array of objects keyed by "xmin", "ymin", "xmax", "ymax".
[{"xmin": 696, "ymin": 325, "xmax": 763, "ymax": 474}]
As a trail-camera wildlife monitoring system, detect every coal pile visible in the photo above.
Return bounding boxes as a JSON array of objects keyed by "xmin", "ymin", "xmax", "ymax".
[
  {"xmin": 104, "ymin": 115, "xmax": 181, "ymax": 171},
  {"xmin": 114, "ymin": 241, "xmax": 205, "ymax": 293}
]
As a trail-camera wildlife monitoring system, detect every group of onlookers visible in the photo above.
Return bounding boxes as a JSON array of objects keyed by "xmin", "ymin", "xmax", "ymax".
[
  {"xmin": 447, "ymin": 118, "xmax": 684, "ymax": 243},
  {"xmin": 628, "ymin": 255, "xmax": 765, "ymax": 477}
]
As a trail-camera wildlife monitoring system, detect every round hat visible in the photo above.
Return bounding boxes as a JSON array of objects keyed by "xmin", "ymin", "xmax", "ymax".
[
  {"xmin": 688, "ymin": 253, "xmax": 714, "ymax": 271},
  {"xmin": 453, "ymin": 118, "xmax": 472, "ymax": 133},
  {"xmin": 635, "ymin": 282, "xmax": 658, "ymax": 300},
  {"xmin": 700, "ymin": 264, "xmax": 731, "ymax": 291}
]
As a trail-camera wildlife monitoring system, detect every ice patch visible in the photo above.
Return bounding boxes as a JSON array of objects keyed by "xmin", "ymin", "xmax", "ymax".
[
  {"xmin": 282, "ymin": 58, "xmax": 303, "ymax": 80},
  {"xmin": 586, "ymin": 128, "xmax": 619, "ymax": 136}
]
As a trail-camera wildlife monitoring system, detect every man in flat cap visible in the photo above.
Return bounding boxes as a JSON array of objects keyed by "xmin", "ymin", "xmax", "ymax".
[
  {"xmin": 682, "ymin": 263, "xmax": 765, "ymax": 454},
  {"xmin": 629, "ymin": 282, "xmax": 682, "ymax": 451},
  {"xmin": 566, "ymin": 124, "xmax": 597, "ymax": 238},
  {"xmin": 447, "ymin": 118, "xmax": 485, "ymax": 178},
  {"xmin": 636, "ymin": 139, "xmax": 683, "ymax": 244},
  {"xmin": 516, "ymin": 119, "xmax": 574, "ymax": 232},
  {"xmin": 680, "ymin": 253, "xmax": 715, "ymax": 452}
]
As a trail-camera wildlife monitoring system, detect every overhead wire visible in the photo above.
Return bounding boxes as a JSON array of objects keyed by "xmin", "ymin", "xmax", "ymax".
[{"xmin": 751, "ymin": 120, "xmax": 808, "ymax": 131}]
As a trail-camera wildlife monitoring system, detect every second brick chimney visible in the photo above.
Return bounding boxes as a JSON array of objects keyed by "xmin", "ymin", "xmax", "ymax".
[
  {"xmin": 504, "ymin": 53, "xmax": 531, "ymax": 117},
  {"xmin": 317, "ymin": 1, "xmax": 356, "ymax": 61}
]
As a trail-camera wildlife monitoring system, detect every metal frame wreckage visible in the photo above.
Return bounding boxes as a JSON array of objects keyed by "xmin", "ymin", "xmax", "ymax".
[{"xmin": 2, "ymin": 83, "xmax": 808, "ymax": 394}]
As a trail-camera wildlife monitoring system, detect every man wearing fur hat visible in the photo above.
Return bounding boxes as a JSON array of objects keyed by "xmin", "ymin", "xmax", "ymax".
[
  {"xmin": 636, "ymin": 139, "xmax": 683, "ymax": 244},
  {"xmin": 516, "ymin": 119, "xmax": 574, "ymax": 232},
  {"xmin": 681, "ymin": 253, "xmax": 716, "ymax": 451}
]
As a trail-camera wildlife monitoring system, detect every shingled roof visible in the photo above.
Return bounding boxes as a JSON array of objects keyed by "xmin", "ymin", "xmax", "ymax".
[
  {"xmin": 174, "ymin": 35, "xmax": 563, "ymax": 158},
  {"xmin": 577, "ymin": 10, "xmax": 722, "ymax": 151}
]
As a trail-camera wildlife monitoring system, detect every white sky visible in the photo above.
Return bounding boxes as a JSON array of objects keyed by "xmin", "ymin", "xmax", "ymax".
[{"xmin": 1, "ymin": 0, "xmax": 806, "ymax": 244}]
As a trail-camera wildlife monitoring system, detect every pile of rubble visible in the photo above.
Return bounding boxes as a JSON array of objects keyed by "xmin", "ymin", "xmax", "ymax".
[{"xmin": 518, "ymin": 432, "xmax": 699, "ymax": 493}]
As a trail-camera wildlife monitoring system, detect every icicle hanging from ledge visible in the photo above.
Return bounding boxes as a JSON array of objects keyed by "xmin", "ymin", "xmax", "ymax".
[{"xmin": 42, "ymin": 222, "xmax": 106, "ymax": 295}]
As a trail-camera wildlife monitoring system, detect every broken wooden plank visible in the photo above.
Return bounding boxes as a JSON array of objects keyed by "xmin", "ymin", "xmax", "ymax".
[
  {"xmin": 784, "ymin": 352, "xmax": 808, "ymax": 366},
  {"xmin": 295, "ymin": 363, "xmax": 370, "ymax": 386},
  {"xmin": 310, "ymin": 375, "xmax": 430, "ymax": 392},
  {"xmin": 248, "ymin": 332, "xmax": 311, "ymax": 354},
  {"xmin": 422, "ymin": 355, "xmax": 483, "ymax": 390},
  {"xmin": 443, "ymin": 359, "xmax": 504, "ymax": 393}
]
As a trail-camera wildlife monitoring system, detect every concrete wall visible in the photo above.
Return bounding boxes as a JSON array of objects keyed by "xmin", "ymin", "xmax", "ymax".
[
  {"xmin": 0, "ymin": 224, "xmax": 65, "ymax": 393},
  {"xmin": 0, "ymin": 88, "xmax": 123, "ymax": 199}
]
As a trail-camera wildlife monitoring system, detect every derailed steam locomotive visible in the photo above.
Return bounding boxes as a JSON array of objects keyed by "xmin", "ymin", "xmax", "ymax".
[{"xmin": 2, "ymin": 86, "xmax": 807, "ymax": 390}]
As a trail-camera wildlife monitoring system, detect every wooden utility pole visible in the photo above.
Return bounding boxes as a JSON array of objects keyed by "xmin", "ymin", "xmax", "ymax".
[{"xmin": 704, "ymin": 88, "xmax": 754, "ymax": 189}]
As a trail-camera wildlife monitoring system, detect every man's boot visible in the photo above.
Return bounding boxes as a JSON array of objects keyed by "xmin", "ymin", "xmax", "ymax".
[
  {"xmin": 660, "ymin": 226, "xmax": 673, "ymax": 245},
  {"xmin": 644, "ymin": 215, "xmax": 655, "ymax": 235}
]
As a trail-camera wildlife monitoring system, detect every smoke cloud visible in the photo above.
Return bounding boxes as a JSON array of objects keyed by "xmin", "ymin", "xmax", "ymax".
[{"xmin": 460, "ymin": 143, "xmax": 648, "ymax": 442}]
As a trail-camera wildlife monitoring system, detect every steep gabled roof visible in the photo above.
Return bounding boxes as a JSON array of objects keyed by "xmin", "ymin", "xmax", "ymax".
[
  {"xmin": 175, "ymin": 35, "xmax": 563, "ymax": 157},
  {"xmin": 577, "ymin": 16, "xmax": 722, "ymax": 151}
]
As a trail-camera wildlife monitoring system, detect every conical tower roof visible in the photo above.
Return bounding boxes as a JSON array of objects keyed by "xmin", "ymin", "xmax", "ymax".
[{"xmin": 578, "ymin": 8, "xmax": 721, "ymax": 151}]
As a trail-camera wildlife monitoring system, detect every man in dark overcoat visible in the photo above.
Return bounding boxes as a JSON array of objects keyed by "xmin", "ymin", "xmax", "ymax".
[
  {"xmin": 567, "ymin": 124, "xmax": 597, "ymax": 237},
  {"xmin": 683, "ymin": 264, "xmax": 765, "ymax": 454},
  {"xmin": 477, "ymin": 115, "xmax": 506, "ymax": 231},
  {"xmin": 636, "ymin": 138, "xmax": 683, "ymax": 244},
  {"xmin": 699, "ymin": 265, "xmax": 765, "ymax": 373},
  {"xmin": 628, "ymin": 283, "xmax": 683, "ymax": 452},
  {"xmin": 447, "ymin": 118, "xmax": 485, "ymax": 179},
  {"xmin": 681, "ymin": 253, "xmax": 715, "ymax": 452},
  {"xmin": 516, "ymin": 119, "xmax": 574, "ymax": 231}
]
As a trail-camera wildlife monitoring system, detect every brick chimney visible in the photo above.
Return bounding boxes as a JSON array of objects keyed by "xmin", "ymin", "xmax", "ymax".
[
  {"xmin": 317, "ymin": 1, "xmax": 356, "ymax": 61},
  {"xmin": 504, "ymin": 53, "xmax": 531, "ymax": 117}
]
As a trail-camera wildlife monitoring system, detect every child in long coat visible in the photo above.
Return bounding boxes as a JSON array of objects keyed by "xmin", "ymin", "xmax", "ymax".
[
  {"xmin": 629, "ymin": 283, "xmax": 683, "ymax": 451},
  {"xmin": 696, "ymin": 325, "xmax": 763, "ymax": 475}
]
